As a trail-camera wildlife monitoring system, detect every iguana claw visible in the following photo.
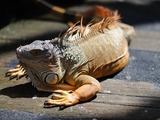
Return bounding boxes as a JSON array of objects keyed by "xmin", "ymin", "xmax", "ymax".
[
  {"xmin": 5, "ymin": 65, "xmax": 26, "ymax": 80},
  {"xmin": 44, "ymin": 90, "xmax": 79, "ymax": 107}
]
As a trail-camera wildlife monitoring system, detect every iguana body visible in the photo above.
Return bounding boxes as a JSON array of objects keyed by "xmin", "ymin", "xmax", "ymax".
[{"xmin": 6, "ymin": 12, "xmax": 133, "ymax": 107}]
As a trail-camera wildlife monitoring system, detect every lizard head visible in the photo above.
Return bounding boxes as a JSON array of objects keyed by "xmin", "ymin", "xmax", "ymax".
[{"xmin": 16, "ymin": 40, "xmax": 64, "ymax": 86}]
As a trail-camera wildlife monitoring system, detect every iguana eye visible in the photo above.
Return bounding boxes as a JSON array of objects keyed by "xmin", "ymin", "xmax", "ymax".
[{"xmin": 30, "ymin": 50, "xmax": 42, "ymax": 56}]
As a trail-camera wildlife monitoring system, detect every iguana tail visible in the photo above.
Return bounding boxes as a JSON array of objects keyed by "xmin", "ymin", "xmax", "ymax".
[
  {"xmin": 36, "ymin": 0, "xmax": 135, "ymax": 44},
  {"xmin": 36, "ymin": 0, "xmax": 115, "ymax": 23}
]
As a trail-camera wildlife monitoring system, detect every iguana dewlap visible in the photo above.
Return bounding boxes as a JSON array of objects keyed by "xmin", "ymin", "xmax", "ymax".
[{"xmin": 6, "ymin": 12, "xmax": 134, "ymax": 107}]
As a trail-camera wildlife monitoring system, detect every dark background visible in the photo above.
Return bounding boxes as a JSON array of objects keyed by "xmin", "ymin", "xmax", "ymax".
[{"xmin": 0, "ymin": 0, "xmax": 160, "ymax": 28}]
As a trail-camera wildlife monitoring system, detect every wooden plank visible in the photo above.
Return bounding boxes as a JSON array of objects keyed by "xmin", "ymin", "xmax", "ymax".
[
  {"xmin": 0, "ymin": 96, "xmax": 160, "ymax": 119},
  {"xmin": 100, "ymin": 79, "xmax": 160, "ymax": 97},
  {"xmin": 0, "ymin": 79, "xmax": 160, "ymax": 119},
  {"xmin": 130, "ymin": 29, "xmax": 160, "ymax": 52},
  {"xmin": 95, "ymin": 93, "xmax": 160, "ymax": 108}
]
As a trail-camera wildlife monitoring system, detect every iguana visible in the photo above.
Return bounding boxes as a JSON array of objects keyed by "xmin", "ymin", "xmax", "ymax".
[{"xmin": 6, "ymin": 11, "xmax": 134, "ymax": 107}]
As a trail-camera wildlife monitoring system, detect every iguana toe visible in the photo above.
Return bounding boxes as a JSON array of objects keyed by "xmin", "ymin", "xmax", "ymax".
[
  {"xmin": 44, "ymin": 91, "xmax": 80, "ymax": 107},
  {"xmin": 54, "ymin": 90, "xmax": 73, "ymax": 95},
  {"xmin": 5, "ymin": 65, "xmax": 26, "ymax": 80},
  {"xmin": 51, "ymin": 94, "xmax": 66, "ymax": 99},
  {"xmin": 44, "ymin": 98, "xmax": 73, "ymax": 107},
  {"xmin": 51, "ymin": 90, "xmax": 73, "ymax": 99}
]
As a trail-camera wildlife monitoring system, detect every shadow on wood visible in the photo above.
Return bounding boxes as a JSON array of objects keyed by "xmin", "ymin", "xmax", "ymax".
[{"xmin": 0, "ymin": 82, "xmax": 52, "ymax": 98}]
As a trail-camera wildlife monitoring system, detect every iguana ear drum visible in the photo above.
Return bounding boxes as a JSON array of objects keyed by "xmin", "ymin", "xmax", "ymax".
[{"xmin": 44, "ymin": 72, "xmax": 59, "ymax": 84}]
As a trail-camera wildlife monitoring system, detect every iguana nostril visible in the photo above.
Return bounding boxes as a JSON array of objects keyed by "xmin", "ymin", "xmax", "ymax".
[{"xmin": 16, "ymin": 47, "xmax": 21, "ymax": 53}]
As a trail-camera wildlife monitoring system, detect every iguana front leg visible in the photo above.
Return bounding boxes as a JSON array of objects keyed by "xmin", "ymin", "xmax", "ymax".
[
  {"xmin": 5, "ymin": 65, "xmax": 26, "ymax": 80},
  {"xmin": 44, "ymin": 75, "xmax": 101, "ymax": 107}
]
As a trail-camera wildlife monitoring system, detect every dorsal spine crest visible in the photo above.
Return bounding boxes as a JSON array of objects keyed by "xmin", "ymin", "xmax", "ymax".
[{"xmin": 60, "ymin": 11, "xmax": 120, "ymax": 43}]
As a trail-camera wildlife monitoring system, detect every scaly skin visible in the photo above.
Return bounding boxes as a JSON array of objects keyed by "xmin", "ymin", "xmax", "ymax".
[{"xmin": 6, "ymin": 12, "xmax": 134, "ymax": 107}]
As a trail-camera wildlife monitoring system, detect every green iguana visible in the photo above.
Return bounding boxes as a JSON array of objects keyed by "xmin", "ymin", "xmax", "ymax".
[{"xmin": 6, "ymin": 11, "xmax": 134, "ymax": 107}]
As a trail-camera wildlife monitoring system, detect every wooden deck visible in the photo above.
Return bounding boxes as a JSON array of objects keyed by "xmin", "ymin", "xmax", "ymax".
[
  {"xmin": 0, "ymin": 78, "xmax": 160, "ymax": 119},
  {"xmin": 0, "ymin": 0, "xmax": 160, "ymax": 120}
]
